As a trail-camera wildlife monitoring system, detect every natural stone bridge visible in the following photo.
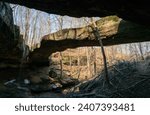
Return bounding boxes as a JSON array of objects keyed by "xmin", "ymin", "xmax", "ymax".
[
  {"xmin": 30, "ymin": 16, "xmax": 150, "ymax": 65},
  {"xmin": 1, "ymin": 1, "xmax": 150, "ymax": 98},
  {"xmin": 0, "ymin": 1, "xmax": 150, "ymax": 66}
]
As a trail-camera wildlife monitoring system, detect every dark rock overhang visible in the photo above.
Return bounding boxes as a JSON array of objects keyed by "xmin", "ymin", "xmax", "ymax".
[{"xmin": 1, "ymin": 0, "xmax": 150, "ymax": 26}]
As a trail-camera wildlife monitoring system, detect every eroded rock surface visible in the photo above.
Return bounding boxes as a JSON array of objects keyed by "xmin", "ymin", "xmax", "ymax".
[{"xmin": 30, "ymin": 16, "xmax": 150, "ymax": 65}]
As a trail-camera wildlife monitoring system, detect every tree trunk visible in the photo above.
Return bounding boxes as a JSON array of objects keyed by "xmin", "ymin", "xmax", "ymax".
[
  {"xmin": 59, "ymin": 52, "xmax": 63, "ymax": 78},
  {"xmin": 90, "ymin": 18, "xmax": 110, "ymax": 84}
]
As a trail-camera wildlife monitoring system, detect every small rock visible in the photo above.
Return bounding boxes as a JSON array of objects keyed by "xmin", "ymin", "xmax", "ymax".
[{"xmin": 24, "ymin": 79, "xmax": 30, "ymax": 85}]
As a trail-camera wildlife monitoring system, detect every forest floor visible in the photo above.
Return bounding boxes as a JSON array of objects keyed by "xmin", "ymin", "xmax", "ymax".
[
  {"xmin": 66, "ymin": 58, "xmax": 150, "ymax": 98},
  {"xmin": 0, "ymin": 57, "xmax": 150, "ymax": 98}
]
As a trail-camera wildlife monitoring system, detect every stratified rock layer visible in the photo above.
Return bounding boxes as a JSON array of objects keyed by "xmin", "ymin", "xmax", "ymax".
[{"xmin": 30, "ymin": 16, "xmax": 150, "ymax": 65}]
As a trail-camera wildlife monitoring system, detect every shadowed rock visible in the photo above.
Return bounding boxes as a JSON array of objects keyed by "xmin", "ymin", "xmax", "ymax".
[
  {"xmin": 0, "ymin": 2, "xmax": 21, "ymax": 67},
  {"xmin": 1, "ymin": 0, "xmax": 150, "ymax": 26}
]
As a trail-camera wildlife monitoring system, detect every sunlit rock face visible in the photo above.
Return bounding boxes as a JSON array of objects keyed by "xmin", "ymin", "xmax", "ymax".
[
  {"xmin": 1, "ymin": 0, "xmax": 150, "ymax": 26},
  {"xmin": 30, "ymin": 16, "xmax": 150, "ymax": 65}
]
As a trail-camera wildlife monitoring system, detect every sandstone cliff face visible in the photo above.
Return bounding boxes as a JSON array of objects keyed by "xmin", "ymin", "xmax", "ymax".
[{"xmin": 30, "ymin": 16, "xmax": 150, "ymax": 65}]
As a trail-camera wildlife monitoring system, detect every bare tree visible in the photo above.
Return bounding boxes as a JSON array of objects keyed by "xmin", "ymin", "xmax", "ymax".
[
  {"xmin": 92, "ymin": 47, "xmax": 97, "ymax": 75},
  {"xmin": 138, "ymin": 43, "xmax": 144, "ymax": 60},
  {"xmin": 24, "ymin": 8, "xmax": 30, "ymax": 44},
  {"xmin": 30, "ymin": 11, "xmax": 39, "ymax": 50},
  {"xmin": 55, "ymin": 16, "xmax": 64, "ymax": 78},
  {"xmin": 90, "ymin": 18, "xmax": 110, "ymax": 84},
  {"xmin": 86, "ymin": 47, "xmax": 91, "ymax": 79}
]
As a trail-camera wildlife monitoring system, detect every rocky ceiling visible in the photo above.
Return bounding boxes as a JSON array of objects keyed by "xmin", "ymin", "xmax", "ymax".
[{"xmin": 1, "ymin": 0, "xmax": 150, "ymax": 26}]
